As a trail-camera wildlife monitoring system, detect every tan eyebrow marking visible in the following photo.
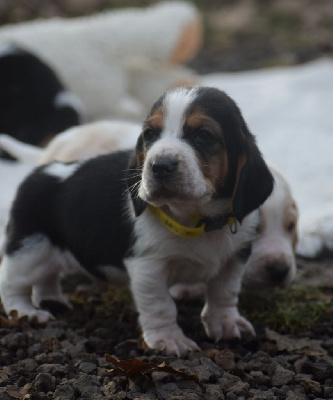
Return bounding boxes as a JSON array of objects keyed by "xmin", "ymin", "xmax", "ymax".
[
  {"xmin": 144, "ymin": 108, "xmax": 164, "ymax": 131},
  {"xmin": 185, "ymin": 111, "xmax": 223, "ymax": 139}
]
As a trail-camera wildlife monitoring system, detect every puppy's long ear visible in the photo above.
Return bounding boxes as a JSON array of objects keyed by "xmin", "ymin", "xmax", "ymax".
[
  {"xmin": 232, "ymin": 135, "xmax": 274, "ymax": 223},
  {"xmin": 127, "ymin": 134, "xmax": 147, "ymax": 217}
]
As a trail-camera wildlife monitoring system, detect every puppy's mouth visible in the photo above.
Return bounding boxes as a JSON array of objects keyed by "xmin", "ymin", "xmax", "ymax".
[{"xmin": 140, "ymin": 184, "xmax": 212, "ymax": 208}]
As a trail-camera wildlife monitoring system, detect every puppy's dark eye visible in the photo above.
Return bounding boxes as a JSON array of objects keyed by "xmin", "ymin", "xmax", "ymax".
[
  {"xmin": 143, "ymin": 128, "xmax": 159, "ymax": 143},
  {"xmin": 194, "ymin": 129, "xmax": 214, "ymax": 145}
]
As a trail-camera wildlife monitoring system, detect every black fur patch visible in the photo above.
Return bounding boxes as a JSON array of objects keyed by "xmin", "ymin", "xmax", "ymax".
[{"xmin": 6, "ymin": 151, "xmax": 135, "ymax": 279}]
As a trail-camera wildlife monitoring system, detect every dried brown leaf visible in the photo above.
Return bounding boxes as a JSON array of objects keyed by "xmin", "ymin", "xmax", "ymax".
[
  {"xmin": 265, "ymin": 328, "xmax": 327, "ymax": 356},
  {"xmin": 105, "ymin": 354, "xmax": 199, "ymax": 382}
]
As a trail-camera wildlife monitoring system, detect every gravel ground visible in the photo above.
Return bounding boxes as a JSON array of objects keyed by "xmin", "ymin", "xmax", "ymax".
[{"xmin": 0, "ymin": 258, "xmax": 333, "ymax": 400}]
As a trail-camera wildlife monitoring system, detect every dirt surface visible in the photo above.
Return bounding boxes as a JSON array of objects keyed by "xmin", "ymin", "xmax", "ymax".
[
  {"xmin": 0, "ymin": 259, "xmax": 333, "ymax": 400},
  {"xmin": 0, "ymin": 1, "xmax": 333, "ymax": 399}
]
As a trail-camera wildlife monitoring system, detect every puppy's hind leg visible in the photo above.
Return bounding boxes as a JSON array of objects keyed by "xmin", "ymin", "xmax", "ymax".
[{"xmin": 0, "ymin": 235, "xmax": 60, "ymax": 323}]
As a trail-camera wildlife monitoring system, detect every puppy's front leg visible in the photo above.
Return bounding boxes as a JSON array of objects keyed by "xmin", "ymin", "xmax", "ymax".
[
  {"xmin": 201, "ymin": 252, "xmax": 255, "ymax": 342},
  {"xmin": 126, "ymin": 258, "xmax": 200, "ymax": 357}
]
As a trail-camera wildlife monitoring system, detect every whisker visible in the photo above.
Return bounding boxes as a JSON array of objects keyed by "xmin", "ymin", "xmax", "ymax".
[
  {"xmin": 122, "ymin": 180, "xmax": 141, "ymax": 197},
  {"xmin": 123, "ymin": 168, "xmax": 142, "ymax": 173},
  {"xmin": 118, "ymin": 173, "xmax": 142, "ymax": 181}
]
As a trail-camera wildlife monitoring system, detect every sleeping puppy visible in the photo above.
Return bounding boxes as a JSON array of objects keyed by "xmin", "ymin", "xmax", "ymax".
[
  {"xmin": 0, "ymin": 87, "xmax": 274, "ymax": 356},
  {"xmin": 242, "ymin": 168, "xmax": 298, "ymax": 288}
]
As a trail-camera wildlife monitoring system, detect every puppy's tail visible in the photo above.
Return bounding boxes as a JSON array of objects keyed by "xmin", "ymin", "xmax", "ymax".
[{"xmin": 0, "ymin": 134, "xmax": 42, "ymax": 164}]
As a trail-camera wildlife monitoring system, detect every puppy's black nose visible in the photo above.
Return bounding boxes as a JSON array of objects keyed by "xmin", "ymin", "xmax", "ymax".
[
  {"xmin": 266, "ymin": 263, "xmax": 289, "ymax": 285},
  {"xmin": 152, "ymin": 158, "xmax": 178, "ymax": 180}
]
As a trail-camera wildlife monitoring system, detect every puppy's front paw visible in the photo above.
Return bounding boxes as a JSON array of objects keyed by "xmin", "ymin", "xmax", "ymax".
[
  {"xmin": 9, "ymin": 307, "xmax": 54, "ymax": 324},
  {"xmin": 143, "ymin": 326, "xmax": 200, "ymax": 357},
  {"xmin": 201, "ymin": 305, "xmax": 255, "ymax": 342}
]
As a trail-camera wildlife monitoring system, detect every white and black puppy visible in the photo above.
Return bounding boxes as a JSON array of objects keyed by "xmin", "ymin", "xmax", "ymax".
[
  {"xmin": 0, "ymin": 87, "xmax": 274, "ymax": 356},
  {"xmin": 0, "ymin": 44, "xmax": 83, "ymax": 160}
]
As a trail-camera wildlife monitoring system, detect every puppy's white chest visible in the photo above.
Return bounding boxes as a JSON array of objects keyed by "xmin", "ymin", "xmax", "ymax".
[{"xmin": 132, "ymin": 211, "xmax": 243, "ymax": 283}]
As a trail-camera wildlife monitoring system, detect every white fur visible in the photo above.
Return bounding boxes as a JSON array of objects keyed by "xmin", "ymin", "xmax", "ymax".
[
  {"xmin": 139, "ymin": 136, "xmax": 210, "ymax": 210},
  {"xmin": 37, "ymin": 121, "xmax": 140, "ymax": 165},
  {"xmin": 0, "ymin": 121, "xmax": 141, "ymax": 165},
  {"xmin": 53, "ymin": 90, "xmax": 85, "ymax": 119},
  {"xmin": 163, "ymin": 87, "xmax": 199, "ymax": 138},
  {"xmin": 43, "ymin": 161, "xmax": 82, "ymax": 181},
  {"xmin": 126, "ymin": 208, "xmax": 258, "ymax": 355},
  {"xmin": 0, "ymin": 43, "xmax": 20, "ymax": 57},
  {"xmin": 0, "ymin": 134, "xmax": 41, "ymax": 164},
  {"xmin": 0, "ymin": 234, "xmax": 89, "ymax": 321},
  {"xmin": 139, "ymin": 87, "xmax": 210, "ymax": 213},
  {"xmin": 0, "ymin": 235, "xmax": 59, "ymax": 322}
]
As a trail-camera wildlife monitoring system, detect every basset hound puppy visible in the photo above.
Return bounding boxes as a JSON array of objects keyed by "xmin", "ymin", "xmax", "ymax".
[{"xmin": 0, "ymin": 87, "xmax": 274, "ymax": 356}]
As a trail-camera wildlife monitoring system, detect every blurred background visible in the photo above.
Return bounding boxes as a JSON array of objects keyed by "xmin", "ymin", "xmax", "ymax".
[{"xmin": 1, "ymin": 0, "xmax": 332, "ymax": 73}]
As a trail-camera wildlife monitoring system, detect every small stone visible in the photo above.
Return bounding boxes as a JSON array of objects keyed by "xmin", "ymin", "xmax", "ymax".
[
  {"xmin": 302, "ymin": 360, "xmax": 333, "ymax": 383},
  {"xmin": 285, "ymin": 387, "xmax": 307, "ymax": 400},
  {"xmin": 204, "ymin": 384, "xmax": 225, "ymax": 400},
  {"xmin": 249, "ymin": 371, "xmax": 271, "ymax": 386},
  {"xmin": 154, "ymin": 382, "xmax": 179, "ymax": 399},
  {"xmin": 238, "ymin": 351, "xmax": 272, "ymax": 373},
  {"xmin": 250, "ymin": 389, "xmax": 276, "ymax": 400},
  {"xmin": 53, "ymin": 384, "xmax": 75, "ymax": 399},
  {"xmin": 79, "ymin": 361, "xmax": 97, "ymax": 374},
  {"xmin": 270, "ymin": 364, "xmax": 295, "ymax": 386},
  {"xmin": 81, "ymin": 386, "xmax": 101, "ymax": 398},
  {"xmin": 33, "ymin": 373, "xmax": 55, "ymax": 392},
  {"xmin": 72, "ymin": 373, "xmax": 101, "ymax": 395},
  {"xmin": 215, "ymin": 349, "xmax": 236, "ymax": 371},
  {"xmin": 218, "ymin": 372, "xmax": 241, "ymax": 392},
  {"xmin": 0, "ymin": 332, "xmax": 26, "ymax": 350},
  {"xmin": 227, "ymin": 381, "xmax": 250, "ymax": 396},
  {"xmin": 194, "ymin": 357, "xmax": 224, "ymax": 383},
  {"xmin": 17, "ymin": 358, "xmax": 38, "ymax": 375},
  {"xmin": 293, "ymin": 356, "xmax": 308, "ymax": 374},
  {"xmin": 151, "ymin": 371, "xmax": 171, "ymax": 382},
  {"xmin": 300, "ymin": 377, "xmax": 322, "ymax": 397},
  {"xmin": 36, "ymin": 363, "xmax": 67, "ymax": 377},
  {"xmin": 28, "ymin": 343, "xmax": 47, "ymax": 357}
]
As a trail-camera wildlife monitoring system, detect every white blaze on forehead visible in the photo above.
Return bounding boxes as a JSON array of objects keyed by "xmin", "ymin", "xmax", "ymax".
[
  {"xmin": 43, "ymin": 161, "xmax": 83, "ymax": 181},
  {"xmin": 162, "ymin": 87, "xmax": 199, "ymax": 138}
]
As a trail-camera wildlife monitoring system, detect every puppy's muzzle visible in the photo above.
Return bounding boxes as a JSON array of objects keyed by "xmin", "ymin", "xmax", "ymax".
[
  {"xmin": 152, "ymin": 157, "xmax": 178, "ymax": 182},
  {"xmin": 266, "ymin": 262, "xmax": 289, "ymax": 286}
]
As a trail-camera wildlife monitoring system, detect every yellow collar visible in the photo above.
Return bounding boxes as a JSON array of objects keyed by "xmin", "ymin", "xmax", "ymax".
[
  {"xmin": 148, "ymin": 205, "xmax": 237, "ymax": 238},
  {"xmin": 148, "ymin": 205, "xmax": 205, "ymax": 239}
]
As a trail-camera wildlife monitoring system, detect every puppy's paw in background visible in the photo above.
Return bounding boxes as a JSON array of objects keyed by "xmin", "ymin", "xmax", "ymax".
[
  {"xmin": 32, "ymin": 288, "xmax": 73, "ymax": 311},
  {"xmin": 143, "ymin": 325, "xmax": 200, "ymax": 357},
  {"xmin": 201, "ymin": 305, "xmax": 255, "ymax": 342},
  {"xmin": 7, "ymin": 306, "xmax": 54, "ymax": 324}
]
